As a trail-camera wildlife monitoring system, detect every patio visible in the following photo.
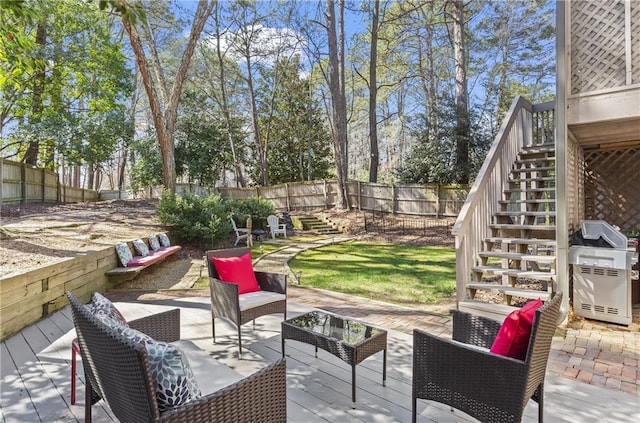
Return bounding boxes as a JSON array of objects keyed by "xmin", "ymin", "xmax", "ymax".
[{"xmin": 1, "ymin": 294, "xmax": 638, "ymax": 423}]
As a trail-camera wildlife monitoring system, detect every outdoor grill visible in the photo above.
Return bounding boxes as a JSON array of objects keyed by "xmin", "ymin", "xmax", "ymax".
[{"xmin": 569, "ymin": 220, "xmax": 638, "ymax": 325}]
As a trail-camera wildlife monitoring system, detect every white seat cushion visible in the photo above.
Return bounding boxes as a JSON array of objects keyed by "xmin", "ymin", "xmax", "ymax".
[
  {"xmin": 238, "ymin": 291, "xmax": 286, "ymax": 312},
  {"xmin": 173, "ymin": 340, "xmax": 244, "ymax": 395}
]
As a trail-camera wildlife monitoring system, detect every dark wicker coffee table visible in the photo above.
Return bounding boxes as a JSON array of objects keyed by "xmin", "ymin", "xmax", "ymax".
[{"xmin": 281, "ymin": 310, "xmax": 387, "ymax": 408}]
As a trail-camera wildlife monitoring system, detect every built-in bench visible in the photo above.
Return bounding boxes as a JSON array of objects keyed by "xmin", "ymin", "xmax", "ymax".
[{"xmin": 105, "ymin": 235, "xmax": 181, "ymax": 283}]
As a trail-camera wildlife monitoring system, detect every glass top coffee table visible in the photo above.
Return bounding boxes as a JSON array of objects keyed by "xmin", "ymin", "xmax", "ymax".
[{"xmin": 281, "ymin": 310, "xmax": 387, "ymax": 408}]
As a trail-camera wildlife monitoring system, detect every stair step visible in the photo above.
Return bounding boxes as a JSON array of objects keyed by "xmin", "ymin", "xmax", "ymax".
[
  {"xmin": 471, "ymin": 266, "xmax": 557, "ymax": 281},
  {"xmin": 494, "ymin": 211, "xmax": 555, "ymax": 217},
  {"xmin": 490, "ymin": 224, "xmax": 556, "ymax": 231},
  {"xmin": 484, "ymin": 237, "xmax": 556, "ymax": 246},
  {"xmin": 503, "ymin": 187, "xmax": 556, "ymax": 194},
  {"xmin": 467, "ymin": 283, "xmax": 552, "ymax": 300},
  {"xmin": 511, "ymin": 165, "xmax": 555, "ymax": 172},
  {"xmin": 457, "ymin": 301, "xmax": 518, "ymax": 322},
  {"xmin": 297, "ymin": 216, "xmax": 342, "ymax": 234},
  {"xmin": 508, "ymin": 178, "xmax": 556, "ymax": 185},
  {"xmin": 478, "ymin": 252, "xmax": 556, "ymax": 263},
  {"xmin": 499, "ymin": 200, "xmax": 556, "ymax": 207},
  {"xmin": 521, "ymin": 144, "xmax": 555, "ymax": 154}
]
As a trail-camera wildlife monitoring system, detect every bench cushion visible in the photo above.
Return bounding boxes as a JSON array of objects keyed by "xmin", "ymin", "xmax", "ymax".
[{"xmin": 127, "ymin": 246, "xmax": 181, "ymax": 267}]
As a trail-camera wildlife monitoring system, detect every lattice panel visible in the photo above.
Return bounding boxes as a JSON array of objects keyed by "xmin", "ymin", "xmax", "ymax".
[
  {"xmin": 567, "ymin": 134, "xmax": 585, "ymax": 237},
  {"xmin": 571, "ymin": 0, "xmax": 626, "ymax": 94},
  {"xmin": 583, "ymin": 146, "xmax": 640, "ymax": 231},
  {"xmin": 632, "ymin": 1, "xmax": 640, "ymax": 84}
]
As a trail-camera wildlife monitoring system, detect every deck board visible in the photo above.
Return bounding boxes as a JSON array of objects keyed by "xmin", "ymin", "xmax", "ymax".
[{"xmin": 1, "ymin": 296, "xmax": 638, "ymax": 423}]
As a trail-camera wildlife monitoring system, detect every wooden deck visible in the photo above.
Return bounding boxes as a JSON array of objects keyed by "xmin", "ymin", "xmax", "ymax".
[{"xmin": 1, "ymin": 296, "xmax": 638, "ymax": 422}]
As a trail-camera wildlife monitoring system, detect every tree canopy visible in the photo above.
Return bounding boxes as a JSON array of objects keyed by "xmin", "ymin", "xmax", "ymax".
[{"xmin": 1, "ymin": 0, "xmax": 555, "ymax": 193}]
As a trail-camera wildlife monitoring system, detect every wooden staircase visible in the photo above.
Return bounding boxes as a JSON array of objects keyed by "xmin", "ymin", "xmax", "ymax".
[
  {"xmin": 296, "ymin": 216, "xmax": 342, "ymax": 235},
  {"xmin": 458, "ymin": 143, "xmax": 556, "ymax": 319}
]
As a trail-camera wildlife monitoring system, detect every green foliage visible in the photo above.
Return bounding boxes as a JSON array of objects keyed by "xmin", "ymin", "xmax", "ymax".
[
  {"xmin": 129, "ymin": 135, "xmax": 163, "ymax": 192},
  {"xmin": 156, "ymin": 191, "xmax": 229, "ymax": 244},
  {"xmin": 225, "ymin": 197, "xmax": 276, "ymax": 230},
  {"xmin": 156, "ymin": 193, "xmax": 276, "ymax": 244},
  {"xmin": 253, "ymin": 56, "xmax": 333, "ymax": 185},
  {"xmin": 174, "ymin": 89, "xmax": 240, "ymax": 186},
  {"xmin": 394, "ymin": 97, "xmax": 492, "ymax": 184},
  {"xmin": 1, "ymin": 0, "xmax": 132, "ymax": 169}
]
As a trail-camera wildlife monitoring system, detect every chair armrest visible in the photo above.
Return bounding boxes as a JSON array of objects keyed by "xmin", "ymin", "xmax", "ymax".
[
  {"xmin": 255, "ymin": 271, "xmax": 287, "ymax": 295},
  {"xmin": 128, "ymin": 308, "xmax": 180, "ymax": 342},
  {"xmin": 209, "ymin": 277, "xmax": 241, "ymax": 321},
  {"xmin": 163, "ymin": 358, "xmax": 287, "ymax": 422},
  {"xmin": 413, "ymin": 329, "xmax": 528, "ymax": 404},
  {"xmin": 451, "ymin": 310, "xmax": 502, "ymax": 349}
]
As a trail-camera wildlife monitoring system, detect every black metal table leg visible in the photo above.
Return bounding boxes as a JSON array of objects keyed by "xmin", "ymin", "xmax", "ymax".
[
  {"xmin": 352, "ymin": 364, "xmax": 356, "ymax": 409},
  {"xmin": 383, "ymin": 348, "xmax": 387, "ymax": 386}
]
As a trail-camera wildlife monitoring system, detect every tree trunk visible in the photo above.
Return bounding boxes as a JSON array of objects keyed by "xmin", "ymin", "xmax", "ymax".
[
  {"xmin": 121, "ymin": 0, "xmax": 214, "ymax": 193},
  {"xmin": 23, "ymin": 22, "xmax": 47, "ymax": 166},
  {"xmin": 368, "ymin": 0, "xmax": 379, "ymax": 183},
  {"xmin": 451, "ymin": 0, "xmax": 469, "ymax": 184},
  {"xmin": 213, "ymin": 5, "xmax": 245, "ymax": 187},
  {"xmin": 326, "ymin": 0, "xmax": 349, "ymax": 209}
]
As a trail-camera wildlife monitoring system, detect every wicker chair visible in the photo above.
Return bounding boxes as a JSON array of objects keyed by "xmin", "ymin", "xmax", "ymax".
[
  {"xmin": 412, "ymin": 291, "xmax": 562, "ymax": 423},
  {"xmin": 206, "ymin": 247, "xmax": 287, "ymax": 356},
  {"xmin": 66, "ymin": 291, "xmax": 287, "ymax": 423}
]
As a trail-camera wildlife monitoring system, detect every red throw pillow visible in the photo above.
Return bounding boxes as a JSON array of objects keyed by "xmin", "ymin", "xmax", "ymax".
[
  {"xmin": 489, "ymin": 299, "xmax": 543, "ymax": 360},
  {"xmin": 212, "ymin": 252, "xmax": 261, "ymax": 295}
]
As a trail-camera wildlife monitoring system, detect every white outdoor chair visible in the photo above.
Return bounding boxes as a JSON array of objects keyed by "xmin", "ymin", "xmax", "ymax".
[
  {"xmin": 230, "ymin": 217, "xmax": 252, "ymax": 246},
  {"xmin": 267, "ymin": 215, "xmax": 287, "ymax": 239}
]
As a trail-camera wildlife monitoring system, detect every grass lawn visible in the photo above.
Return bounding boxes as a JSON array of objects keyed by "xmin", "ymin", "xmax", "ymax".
[{"xmin": 288, "ymin": 240, "xmax": 456, "ymax": 307}]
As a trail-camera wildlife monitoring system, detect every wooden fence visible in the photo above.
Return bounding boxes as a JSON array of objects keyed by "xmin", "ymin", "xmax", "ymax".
[
  {"xmin": 1, "ymin": 159, "xmax": 98, "ymax": 204},
  {"xmin": 220, "ymin": 180, "xmax": 469, "ymax": 217},
  {"xmin": 2, "ymin": 158, "xmax": 468, "ymax": 216}
]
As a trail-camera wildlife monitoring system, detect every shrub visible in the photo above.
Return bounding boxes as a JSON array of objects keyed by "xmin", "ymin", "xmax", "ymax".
[
  {"xmin": 157, "ymin": 191, "xmax": 229, "ymax": 245},
  {"xmin": 156, "ymin": 192, "xmax": 278, "ymax": 245},
  {"xmin": 224, "ymin": 197, "xmax": 275, "ymax": 230}
]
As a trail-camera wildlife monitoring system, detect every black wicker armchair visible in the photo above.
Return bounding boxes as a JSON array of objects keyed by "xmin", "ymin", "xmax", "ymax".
[
  {"xmin": 206, "ymin": 247, "xmax": 287, "ymax": 356},
  {"xmin": 66, "ymin": 291, "xmax": 287, "ymax": 423},
  {"xmin": 412, "ymin": 291, "xmax": 562, "ymax": 423}
]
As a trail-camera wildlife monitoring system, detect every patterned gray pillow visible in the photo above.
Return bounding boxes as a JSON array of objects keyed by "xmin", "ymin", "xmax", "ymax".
[
  {"xmin": 132, "ymin": 239, "xmax": 150, "ymax": 257},
  {"xmin": 117, "ymin": 326, "xmax": 202, "ymax": 412},
  {"xmin": 90, "ymin": 293, "xmax": 128, "ymax": 328},
  {"xmin": 115, "ymin": 242, "xmax": 133, "ymax": 267},
  {"xmin": 158, "ymin": 233, "xmax": 171, "ymax": 247},
  {"xmin": 148, "ymin": 235, "xmax": 161, "ymax": 251}
]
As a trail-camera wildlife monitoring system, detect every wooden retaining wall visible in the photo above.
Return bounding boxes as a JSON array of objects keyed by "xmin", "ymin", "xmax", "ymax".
[{"xmin": 0, "ymin": 246, "xmax": 118, "ymax": 341}]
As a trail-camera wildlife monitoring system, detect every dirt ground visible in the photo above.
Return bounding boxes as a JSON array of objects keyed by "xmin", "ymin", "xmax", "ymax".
[{"xmin": 0, "ymin": 199, "xmax": 455, "ymax": 281}]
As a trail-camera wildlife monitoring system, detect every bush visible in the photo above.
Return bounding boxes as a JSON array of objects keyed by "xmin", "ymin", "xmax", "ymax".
[
  {"xmin": 157, "ymin": 191, "xmax": 229, "ymax": 245},
  {"xmin": 156, "ymin": 192, "xmax": 277, "ymax": 245},
  {"xmin": 224, "ymin": 197, "xmax": 275, "ymax": 230}
]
